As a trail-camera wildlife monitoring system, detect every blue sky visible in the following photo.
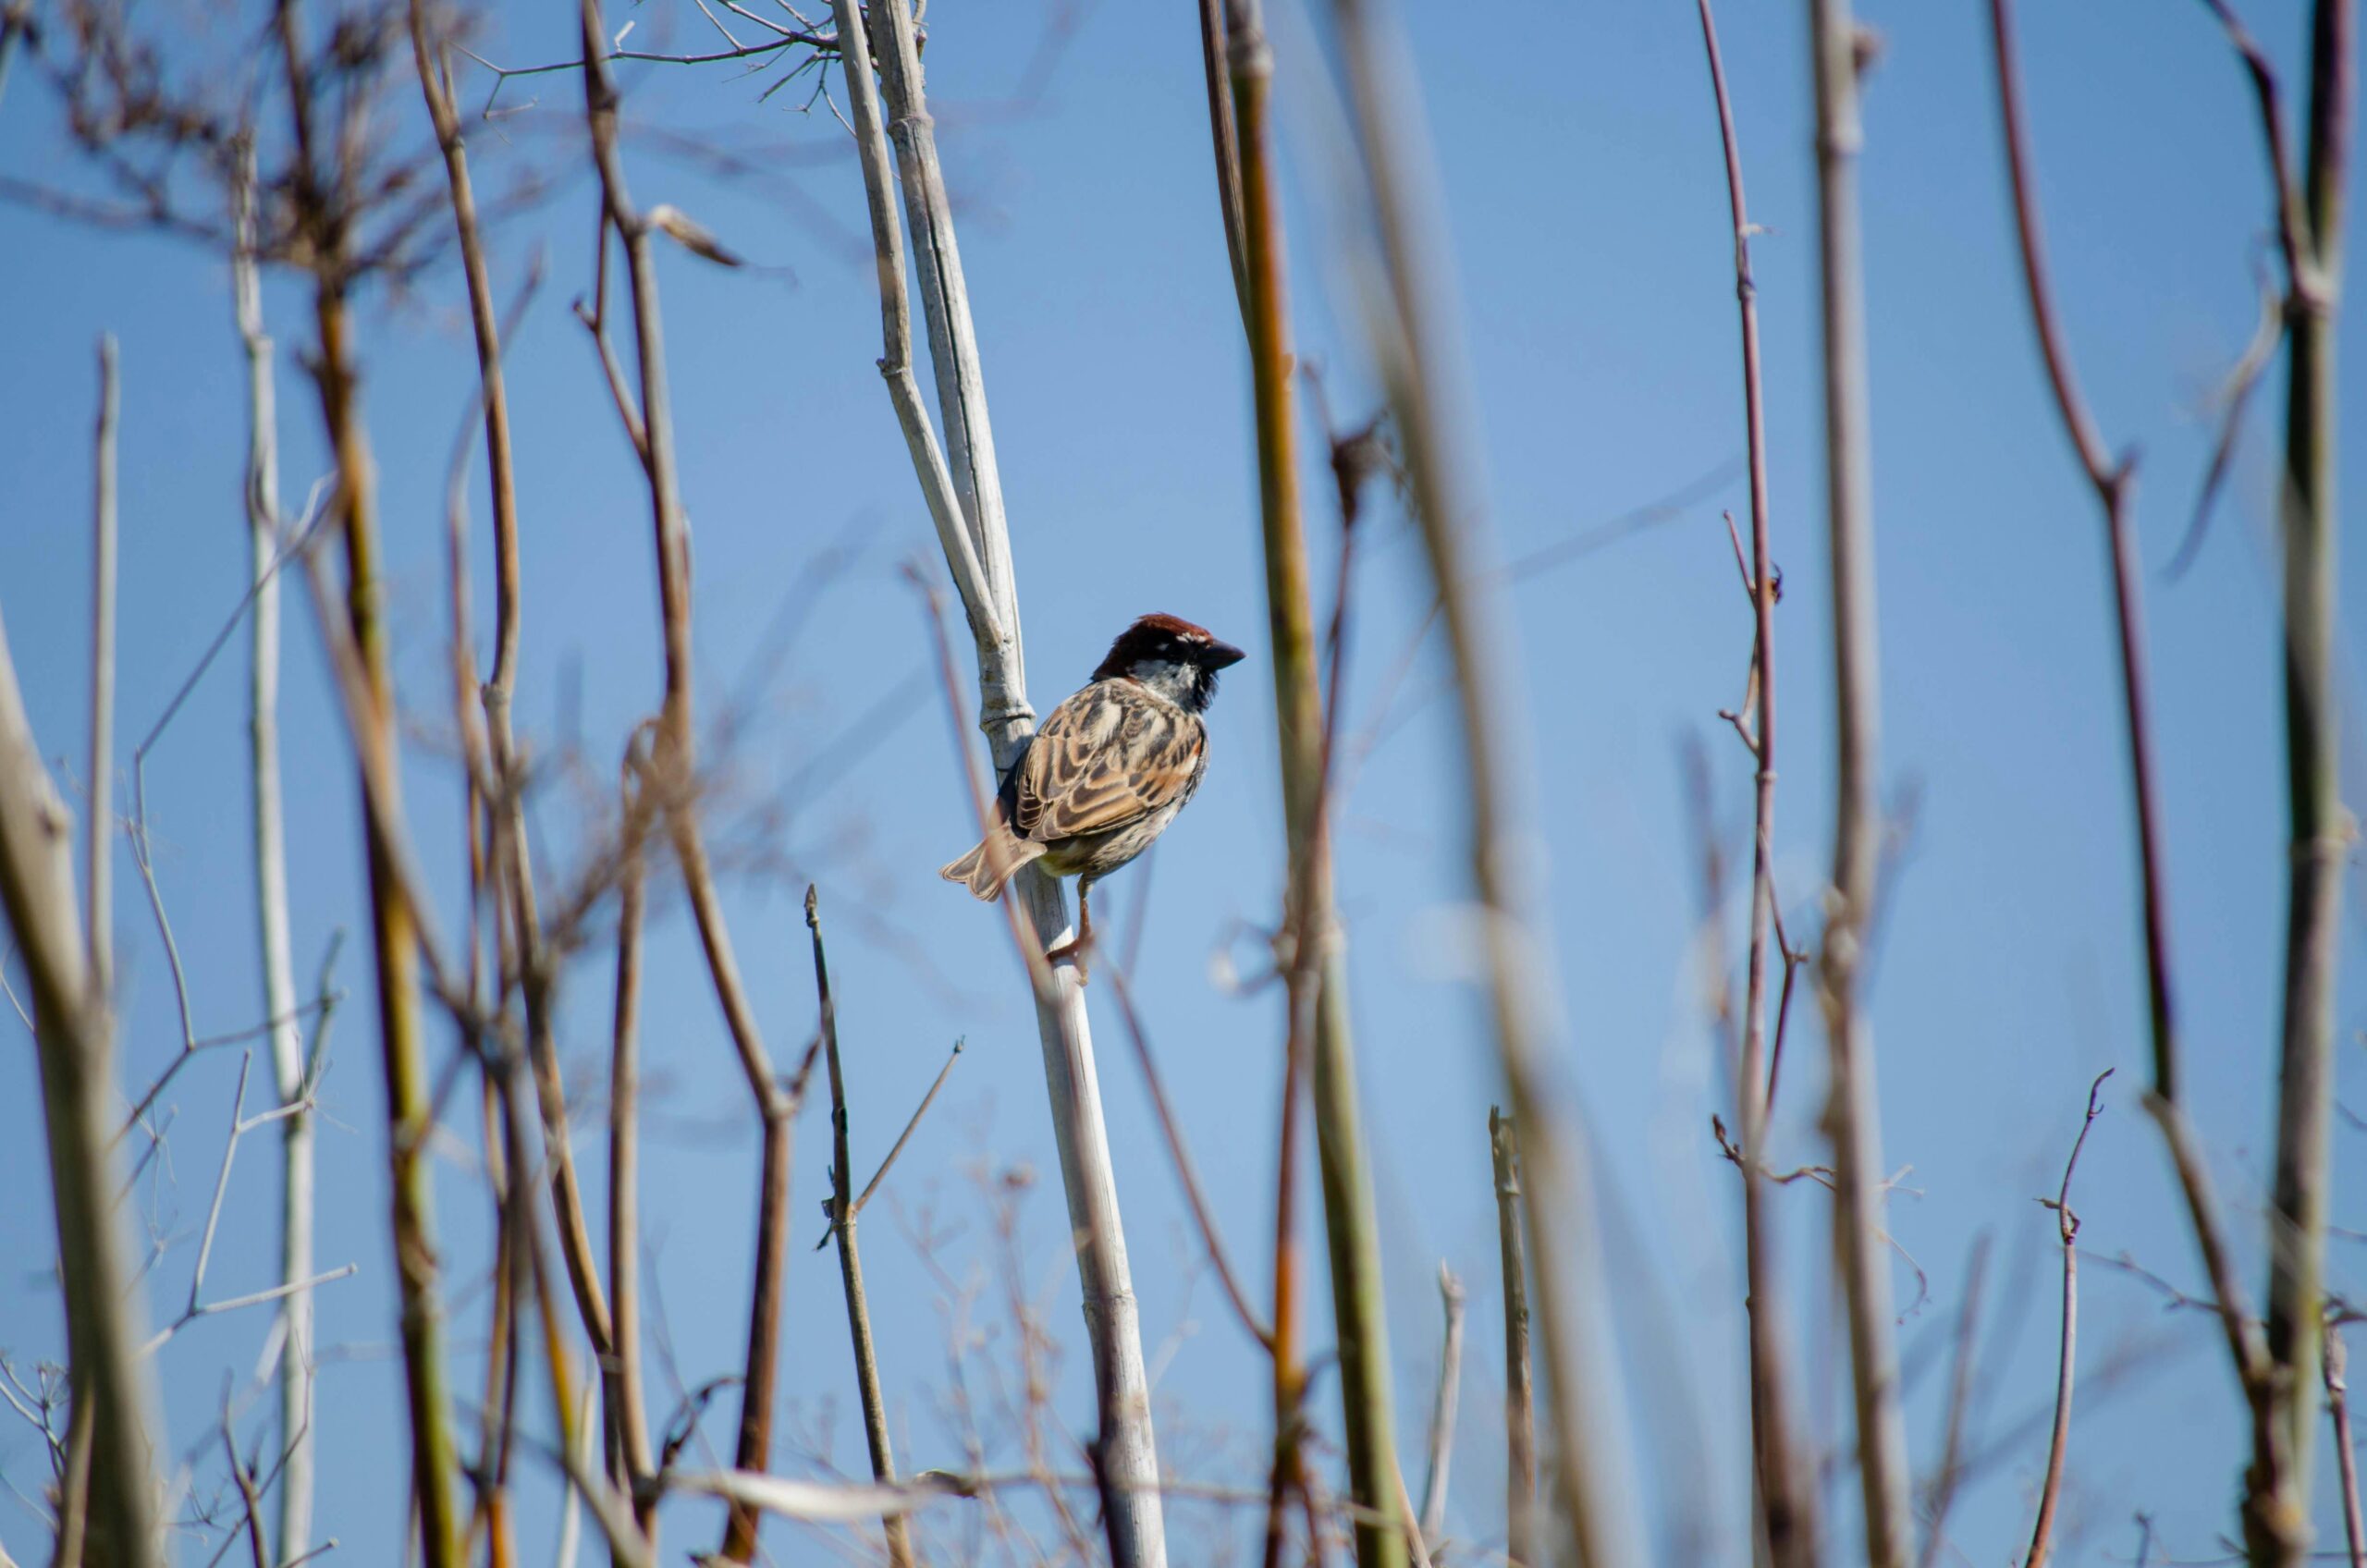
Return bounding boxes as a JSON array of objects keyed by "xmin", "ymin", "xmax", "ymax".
[{"xmin": 2, "ymin": 0, "xmax": 2363, "ymax": 1562}]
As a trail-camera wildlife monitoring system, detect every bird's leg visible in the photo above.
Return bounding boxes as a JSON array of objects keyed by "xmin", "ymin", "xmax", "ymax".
[{"xmin": 1044, "ymin": 882, "xmax": 1096, "ymax": 983}]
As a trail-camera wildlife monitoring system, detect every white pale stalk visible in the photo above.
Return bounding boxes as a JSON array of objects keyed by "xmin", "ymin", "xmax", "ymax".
[
  {"xmin": 234, "ymin": 153, "xmax": 313, "ymax": 1562},
  {"xmin": 826, "ymin": 2, "xmax": 1165, "ymax": 1561}
]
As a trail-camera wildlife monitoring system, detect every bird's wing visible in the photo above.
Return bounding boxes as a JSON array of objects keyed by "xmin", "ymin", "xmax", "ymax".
[{"xmin": 1012, "ymin": 680, "xmax": 1205, "ymax": 844}]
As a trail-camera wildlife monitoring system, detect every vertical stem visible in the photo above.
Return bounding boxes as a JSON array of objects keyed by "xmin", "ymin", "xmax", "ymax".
[
  {"xmin": 2266, "ymin": 0, "xmax": 2351, "ymax": 1522},
  {"xmin": 1692, "ymin": 6, "xmax": 1818, "ymax": 1562},
  {"xmin": 1806, "ymin": 2, "xmax": 1912, "ymax": 1562},
  {"xmin": 1489, "ymin": 1109, "xmax": 1535, "ymax": 1567},
  {"xmin": 2024, "ymin": 1073, "xmax": 2105, "ymax": 1568},
  {"xmin": 312, "ymin": 278, "xmax": 464, "ymax": 1568},
  {"xmin": 810, "ymin": 888, "xmax": 917, "ymax": 1568},
  {"xmin": 2022, "ymin": 1237, "xmax": 2077, "ymax": 1568},
  {"xmin": 88, "ymin": 336, "xmax": 116, "ymax": 999},
  {"xmin": 1418, "ymin": 1266, "xmax": 1465, "ymax": 1544},
  {"xmin": 232, "ymin": 147, "xmax": 313, "ymax": 1564},
  {"xmin": 828, "ymin": 3, "xmax": 1166, "ymax": 1559},
  {"xmin": 415, "ymin": 0, "xmax": 615, "ymax": 1366},
  {"xmin": 275, "ymin": 0, "xmax": 460, "ymax": 1549},
  {"xmin": 724, "ymin": 1088, "xmax": 794, "ymax": 1561},
  {"xmin": 608, "ymin": 749, "xmax": 654, "ymax": 1543},
  {"xmin": 0, "ymin": 471, "xmax": 161, "ymax": 1568},
  {"xmin": 474, "ymin": 1061, "xmax": 523, "ymax": 1568},
  {"xmin": 868, "ymin": 0, "xmax": 1018, "ymax": 633},
  {"xmin": 1328, "ymin": 2, "xmax": 1641, "ymax": 1559},
  {"xmin": 1987, "ymin": 6, "xmax": 2295, "ymax": 1557},
  {"xmin": 1196, "ymin": 0, "xmax": 1250, "ymax": 332},
  {"xmin": 1220, "ymin": 4, "xmax": 1405, "ymax": 1561},
  {"xmin": 574, "ymin": 11, "xmax": 802, "ymax": 1556},
  {"xmin": 2327, "ymin": 1321, "xmax": 2366, "ymax": 1568}
]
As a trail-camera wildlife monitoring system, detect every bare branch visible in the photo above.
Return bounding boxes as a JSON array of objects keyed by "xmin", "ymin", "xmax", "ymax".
[
  {"xmin": 831, "ymin": 0, "xmax": 1167, "ymax": 1542},
  {"xmin": 0, "ymin": 592, "xmax": 163, "ymax": 1562},
  {"xmin": 2260, "ymin": 0, "xmax": 2355, "ymax": 1524},
  {"xmin": 1489, "ymin": 1108, "xmax": 1535, "ymax": 1567},
  {"xmin": 2196, "ymin": 0, "xmax": 2317, "ymax": 299},
  {"xmin": 1213, "ymin": 6, "xmax": 1404, "ymax": 1558},
  {"xmin": 1692, "ymin": 6, "xmax": 1819, "ymax": 1561},
  {"xmin": 1417, "ymin": 1265, "xmax": 1464, "ymax": 1545},
  {"xmin": 275, "ymin": 0, "xmax": 469, "ymax": 1536},
  {"xmin": 220, "ymin": 1411, "xmax": 270, "ymax": 1568},
  {"xmin": 850, "ymin": 1038, "xmax": 963, "ymax": 1219},
  {"xmin": 2327, "ymin": 1317, "xmax": 2366, "ymax": 1568},
  {"xmin": 809, "ymin": 886, "xmax": 918, "ymax": 1568},
  {"xmin": 607, "ymin": 738, "xmax": 656, "ymax": 1530},
  {"xmin": 1196, "ymin": 0, "xmax": 1247, "ymax": 331},
  {"xmin": 2165, "ymin": 262, "xmax": 2282, "ymax": 582},
  {"xmin": 88, "ymin": 335, "xmax": 117, "ymax": 1002},
  {"xmin": 1809, "ymin": 0, "xmax": 1914, "ymax": 1556},
  {"xmin": 1988, "ymin": 1, "xmax": 2305, "ymax": 1554},
  {"xmin": 2026, "ymin": 1071, "xmax": 2111, "ymax": 1568},
  {"xmin": 231, "ymin": 137, "xmax": 322, "ymax": 1564},
  {"xmin": 1324, "ymin": 0, "xmax": 1642, "ymax": 1556}
]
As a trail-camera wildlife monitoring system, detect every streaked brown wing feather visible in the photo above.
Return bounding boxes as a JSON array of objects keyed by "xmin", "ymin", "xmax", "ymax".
[{"xmin": 1012, "ymin": 680, "xmax": 1204, "ymax": 844}]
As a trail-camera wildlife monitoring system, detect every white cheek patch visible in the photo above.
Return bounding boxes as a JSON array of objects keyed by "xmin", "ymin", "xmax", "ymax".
[{"xmin": 1130, "ymin": 659, "xmax": 1198, "ymax": 705}]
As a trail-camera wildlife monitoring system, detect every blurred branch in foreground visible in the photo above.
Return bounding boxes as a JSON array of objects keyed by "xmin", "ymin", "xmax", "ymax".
[
  {"xmin": 1205, "ymin": 2, "xmax": 1405, "ymax": 1562},
  {"xmin": 1804, "ymin": 0, "xmax": 1914, "ymax": 1562},
  {"xmin": 1324, "ymin": 0, "xmax": 1642, "ymax": 1560},
  {"xmin": 0, "ymin": 363, "xmax": 163, "ymax": 1567}
]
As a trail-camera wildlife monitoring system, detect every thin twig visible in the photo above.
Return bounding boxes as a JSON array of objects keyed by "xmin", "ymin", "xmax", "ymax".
[
  {"xmin": 1693, "ymin": 6, "xmax": 1818, "ymax": 1562},
  {"xmin": 2197, "ymin": 0, "xmax": 2318, "ymax": 300},
  {"xmin": 2026, "ymin": 1070, "xmax": 2112, "ymax": 1568},
  {"xmin": 809, "ymin": 886, "xmax": 918, "ymax": 1568},
  {"xmin": 2165, "ymin": 261, "xmax": 2282, "ymax": 582},
  {"xmin": 1418, "ymin": 1265, "xmax": 1464, "ymax": 1544},
  {"xmin": 1488, "ymin": 1109, "xmax": 1535, "ymax": 1567},
  {"xmin": 2327, "ymin": 1316, "xmax": 2366, "ymax": 1568},
  {"xmin": 221, "ymin": 1412, "xmax": 270, "ymax": 1568},
  {"xmin": 850, "ymin": 1039, "xmax": 963, "ymax": 1220},
  {"xmin": 1196, "ymin": 0, "xmax": 1248, "ymax": 331},
  {"xmin": 422, "ymin": 0, "xmax": 618, "ymax": 1376},
  {"xmin": 1918, "ymin": 1234, "xmax": 1993, "ymax": 1568},
  {"xmin": 1102, "ymin": 962, "xmax": 1271, "ymax": 1350},
  {"xmin": 87, "ymin": 335, "xmax": 117, "ymax": 1003},
  {"xmin": 576, "ymin": 5, "xmax": 805, "ymax": 1552}
]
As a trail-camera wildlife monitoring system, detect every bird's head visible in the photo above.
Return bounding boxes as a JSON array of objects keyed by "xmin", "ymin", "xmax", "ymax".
[{"xmin": 1092, "ymin": 614, "xmax": 1247, "ymax": 713}]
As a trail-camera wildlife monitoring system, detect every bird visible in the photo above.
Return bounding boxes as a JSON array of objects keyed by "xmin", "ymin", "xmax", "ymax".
[{"xmin": 940, "ymin": 613, "xmax": 1246, "ymax": 978}]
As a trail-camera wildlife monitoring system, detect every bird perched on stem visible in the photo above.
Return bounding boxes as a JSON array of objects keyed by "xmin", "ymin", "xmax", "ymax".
[{"xmin": 942, "ymin": 614, "xmax": 1245, "ymax": 978}]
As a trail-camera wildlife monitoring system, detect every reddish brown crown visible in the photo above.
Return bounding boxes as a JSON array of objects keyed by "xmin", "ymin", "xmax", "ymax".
[{"xmin": 1092, "ymin": 615, "xmax": 1245, "ymax": 680}]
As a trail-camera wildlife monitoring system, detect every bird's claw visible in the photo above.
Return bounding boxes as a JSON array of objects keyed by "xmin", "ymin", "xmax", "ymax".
[{"xmin": 1044, "ymin": 937, "xmax": 1091, "ymax": 984}]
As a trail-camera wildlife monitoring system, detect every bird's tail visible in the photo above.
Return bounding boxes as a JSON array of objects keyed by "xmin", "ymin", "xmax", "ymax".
[{"xmin": 939, "ymin": 823, "xmax": 1046, "ymax": 901}]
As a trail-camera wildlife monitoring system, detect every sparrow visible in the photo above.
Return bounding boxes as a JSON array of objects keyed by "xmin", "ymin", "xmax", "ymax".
[{"xmin": 940, "ymin": 613, "xmax": 1247, "ymax": 977}]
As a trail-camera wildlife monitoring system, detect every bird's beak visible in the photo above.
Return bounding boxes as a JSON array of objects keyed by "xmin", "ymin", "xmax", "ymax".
[{"xmin": 1205, "ymin": 639, "xmax": 1247, "ymax": 669}]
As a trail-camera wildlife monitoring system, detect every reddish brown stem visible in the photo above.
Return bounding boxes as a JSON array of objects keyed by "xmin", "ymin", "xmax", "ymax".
[{"xmin": 1693, "ymin": 6, "xmax": 1818, "ymax": 1562}]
